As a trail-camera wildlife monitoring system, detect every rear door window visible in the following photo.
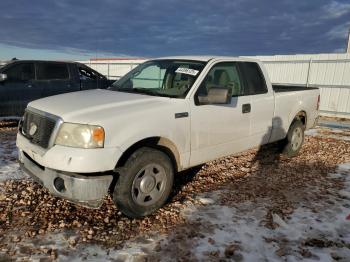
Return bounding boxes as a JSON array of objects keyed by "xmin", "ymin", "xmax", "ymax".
[
  {"xmin": 239, "ymin": 62, "xmax": 267, "ymax": 95},
  {"xmin": 37, "ymin": 63, "xmax": 69, "ymax": 80},
  {"xmin": 78, "ymin": 65, "xmax": 100, "ymax": 80},
  {"xmin": 4, "ymin": 63, "xmax": 35, "ymax": 81}
]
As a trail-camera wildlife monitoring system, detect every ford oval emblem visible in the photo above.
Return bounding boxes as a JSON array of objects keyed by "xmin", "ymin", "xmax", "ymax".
[{"xmin": 29, "ymin": 122, "xmax": 38, "ymax": 136}]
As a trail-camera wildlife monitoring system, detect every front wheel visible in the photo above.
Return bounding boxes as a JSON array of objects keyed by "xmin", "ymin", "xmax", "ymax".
[
  {"xmin": 113, "ymin": 147, "xmax": 174, "ymax": 218},
  {"xmin": 282, "ymin": 120, "xmax": 305, "ymax": 157}
]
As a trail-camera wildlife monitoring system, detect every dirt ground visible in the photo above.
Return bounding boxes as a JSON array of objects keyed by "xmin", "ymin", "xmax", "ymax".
[{"xmin": 0, "ymin": 122, "xmax": 349, "ymax": 261}]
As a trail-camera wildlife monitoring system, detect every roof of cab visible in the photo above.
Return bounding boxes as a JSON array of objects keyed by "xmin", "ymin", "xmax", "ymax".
[{"xmin": 153, "ymin": 55, "xmax": 260, "ymax": 63}]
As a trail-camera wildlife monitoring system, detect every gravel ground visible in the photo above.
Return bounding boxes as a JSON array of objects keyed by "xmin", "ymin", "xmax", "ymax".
[{"xmin": 0, "ymin": 124, "xmax": 349, "ymax": 261}]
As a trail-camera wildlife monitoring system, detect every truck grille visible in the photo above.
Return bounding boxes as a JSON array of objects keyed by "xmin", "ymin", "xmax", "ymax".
[{"xmin": 21, "ymin": 110, "xmax": 57, "ymax": 149}]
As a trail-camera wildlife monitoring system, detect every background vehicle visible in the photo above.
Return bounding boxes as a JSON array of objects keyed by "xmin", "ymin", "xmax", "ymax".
[
  {"xmin": 16, "ymin": 56, "xmax": 320, "ymax": 218},
  {"xmin": 0, "ymin": 60, "xmax": 114, "ymax": 116}
]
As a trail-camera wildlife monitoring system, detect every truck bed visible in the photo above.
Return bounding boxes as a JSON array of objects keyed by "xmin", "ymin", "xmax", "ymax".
[{"xmin": 272, "ymin": 85, "xmax": 318, "ymax": 93}]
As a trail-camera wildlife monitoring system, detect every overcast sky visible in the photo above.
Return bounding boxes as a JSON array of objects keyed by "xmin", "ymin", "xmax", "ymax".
[{"xmin": 0, "ymin": 0, "xmax": 349, "ymax": 60}]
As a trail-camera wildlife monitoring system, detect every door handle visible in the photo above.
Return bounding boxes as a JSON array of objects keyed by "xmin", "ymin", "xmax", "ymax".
[
  {"xmin": 26, "ymin": 84, "xmax": 32, "ymax": 88},
  {"xmin": 242, "ymin": 103, "xmax": 251, "ymax": 114}
]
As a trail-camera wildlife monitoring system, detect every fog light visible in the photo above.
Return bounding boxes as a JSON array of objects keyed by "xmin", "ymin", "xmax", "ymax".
[{"xmin": 54, "ymin": 177, "xmax": 66, "ymax": 193}]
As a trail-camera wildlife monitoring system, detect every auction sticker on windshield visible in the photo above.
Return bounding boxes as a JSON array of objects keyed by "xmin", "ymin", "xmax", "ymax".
[{"xmin": 175, "ymin": 68, "xmax": 199, "ymax": 76}]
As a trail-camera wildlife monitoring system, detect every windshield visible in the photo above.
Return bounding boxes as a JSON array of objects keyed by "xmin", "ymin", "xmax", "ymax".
[{"xmin": 109, "ymin": 60, "xmax": 206, "ymax": 98}]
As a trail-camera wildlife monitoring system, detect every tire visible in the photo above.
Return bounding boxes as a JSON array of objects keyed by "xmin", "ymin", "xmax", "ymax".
[
  {"xmin": 113, "ymin": 147, "xmax": 174, "ymax": 218},
  {"xmin": 282, "ymin": 120, "xmax": 305, "ymax": 157}
]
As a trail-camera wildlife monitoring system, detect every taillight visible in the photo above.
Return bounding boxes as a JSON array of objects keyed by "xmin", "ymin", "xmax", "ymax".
[{"xmin": 316, "ymin": 95, "xmax": 320, "ymax": 110}]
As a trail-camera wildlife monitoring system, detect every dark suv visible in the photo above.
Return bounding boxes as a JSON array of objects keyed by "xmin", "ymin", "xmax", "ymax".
[{"xmin": 0, "ymin": 60, "xmax": 114, "ymax": 116}]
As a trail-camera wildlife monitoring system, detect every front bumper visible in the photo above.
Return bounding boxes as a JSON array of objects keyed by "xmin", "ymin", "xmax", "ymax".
[
  {"xmin": 16, "ymin": 132, "xmax": 124, "ymax": 173},
  {"xmin": 18, "ymin": 149, "xmax": 114, "ymax": 208}
]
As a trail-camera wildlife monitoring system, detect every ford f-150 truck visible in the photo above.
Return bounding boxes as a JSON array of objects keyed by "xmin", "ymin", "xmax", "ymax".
[{"xmin": 16, "ymin": 56, "xmax": 320, "ymax": 218}]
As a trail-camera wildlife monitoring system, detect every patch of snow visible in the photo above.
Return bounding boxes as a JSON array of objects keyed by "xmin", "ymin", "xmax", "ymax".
[
  {"xmin": 0, "ymin": 134, "xmax": 27, "ymax": 181},
  {"xmin": 11, "ymin": 232, "xmax": 161, "ymax": 262},
  {"xmin": 306, "ymin": 127, "xmax": 350, "ymax": 141},
  {"xmin": 182, "ymin": 202, "xmax": 281, "ymax": 261},
  {"xmin": 178, "ymin": 162, "xmax": 350, "ymax": 261},
  {"xmin": 305, "ymin": 129, "xmax": 319, "ymax": 136},
  {"xmin": 339, "ymin": 190, "xmax": 350, "ymax": 199},
  {"xmin": 0, "ymin": 163, "xmax": 27, "ymax": 182}
]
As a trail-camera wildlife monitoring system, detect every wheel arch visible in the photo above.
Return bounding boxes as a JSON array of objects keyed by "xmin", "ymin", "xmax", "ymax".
[
  {"xmin": 115, "ymin": 136, "xmax": 181, "ymax": 173},
  {"xmin": 292, "ymin": 110, "xmax": 307, "ymax": 128}
]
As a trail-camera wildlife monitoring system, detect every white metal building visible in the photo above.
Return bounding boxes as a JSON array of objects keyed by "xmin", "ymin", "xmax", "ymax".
[{"xmin": 254, "ymin": 53, "xmax": 350, "ymax": 118}]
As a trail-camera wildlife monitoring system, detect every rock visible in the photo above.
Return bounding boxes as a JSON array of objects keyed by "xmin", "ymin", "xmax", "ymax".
[
  {"xmin": 275, "ymin": 248, "xmax": 287, "ymax": 257},
  {"xmin": 282, "ymin": 207, "xmax": 294, "ymax": 215},
  {"xmin": 208, "ymin": 238, "xmax": 215, "ymax": 245},
  {"xmin": 50, "ymin": 249, "xmax": 58, "ymax": 259},
  {"xmin": 299, "ymin": 248, "xmax": 313, "ymax": 258},
  {"xmin": 41, "ymin": 248, "xmax": 51, "ymax": 254},
  {"xmin": 154, "ymin": 244, "xmax": 162, "ymax": 252},
  {"xmin": 0, "ymin": 193, "xmax": 6, "ymax": 201},
  {"xmin": 272, "ymin": 213, "xmax": 289, "ymax": 228},
  {"xmin": 197, "ymin": 197, "xmax": 215, "ymax": 205},
  {"xmin": 209, "ymin": 250, "xmax": 220, "ymax": 257},
  {"xmin": 12, "ymin": 236, "xmax": 21, "ymax": 242},
  {"xmin": 68, "ymin": 236, "xmax": 78, "ymax": 246},
  {"xmin": 224, "ymin": 244, "xmax": 240, "ymax": 258}
]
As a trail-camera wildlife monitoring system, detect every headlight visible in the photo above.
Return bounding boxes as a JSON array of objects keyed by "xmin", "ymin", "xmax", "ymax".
[{"xmin": 55, "ymin": 123, "xmax": 105, "ymax": 148}]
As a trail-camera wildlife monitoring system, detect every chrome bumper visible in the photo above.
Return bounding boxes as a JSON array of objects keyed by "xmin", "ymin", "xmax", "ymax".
[{"xmin": 18, "ymin": 149, "xmax": 114, "ymax": 208}]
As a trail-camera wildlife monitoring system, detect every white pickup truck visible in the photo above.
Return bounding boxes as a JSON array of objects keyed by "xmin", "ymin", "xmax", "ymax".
[{"xmin": 16, "ymin": 56, "xmax": 319, "ymax": 217}]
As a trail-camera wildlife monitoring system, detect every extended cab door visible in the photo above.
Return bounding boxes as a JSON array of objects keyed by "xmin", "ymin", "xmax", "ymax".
[
  {"xmin": 36, "ymin": 62, "xmax": 79, "ymax": 98},
  {"xmin": 238, "ymin": 62, "xmax": 274, "ymax": 145},
  {"xmin": 0, "ymin": 62, "xmax": 39, "ymax": 116},
  {"xmin": 189, "ymin": 61, "xmax": 252, "ymax": 166}
]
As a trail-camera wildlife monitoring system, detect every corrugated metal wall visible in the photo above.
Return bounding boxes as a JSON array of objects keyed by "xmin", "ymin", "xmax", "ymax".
[
  {"xmin": 79, "ymin": 59, "xmax": 146, "ymax": 80},
  {"xmin": 255, "ymin": 54, "xmax": 350, "ymax": 118},
  {"xmin": 80, "ymin": 53, "xmax": 350, "ymax": 118}
]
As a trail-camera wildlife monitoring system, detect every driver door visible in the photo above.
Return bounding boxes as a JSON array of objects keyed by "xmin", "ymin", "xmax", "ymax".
[{"xmin": 190, "ymin": 62, "xmax": 252, "ymax": 166}]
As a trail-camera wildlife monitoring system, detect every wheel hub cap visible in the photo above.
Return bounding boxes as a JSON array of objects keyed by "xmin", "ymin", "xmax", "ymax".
[
  {"xmin": 140, "ymin": 176, "xmax": 156, "ymax": 194},
  {"xmin": 132, "ymin": 163, "xmax": 167, "ymax": 206},
  {"xmin": 291, "ymin": 127, "xmax": 303, "ymax": 151}
]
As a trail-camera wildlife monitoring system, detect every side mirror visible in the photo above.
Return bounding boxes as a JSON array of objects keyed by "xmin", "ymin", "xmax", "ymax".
[
  {"xmin": 0, "ymin": 73, "xmax": 7, "ymax": 82},
  {"xmin": 197, "ymin": 86, "xmax": 232, "ymax": 105}
]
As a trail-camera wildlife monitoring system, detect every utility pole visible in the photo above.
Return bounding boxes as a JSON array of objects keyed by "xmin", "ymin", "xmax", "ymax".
[{"xmin": 347, "ymin": 28, "xmax": 350, "ymax": 53}]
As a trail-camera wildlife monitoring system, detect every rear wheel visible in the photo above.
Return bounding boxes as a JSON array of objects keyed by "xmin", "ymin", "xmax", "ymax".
[
  {"xmin": 113, "ymin": 147, "xmax": 174, "ymax": 218},
  {"xmin": 282, "ymin": 120, "xmax": 305, "ymax": 157}
]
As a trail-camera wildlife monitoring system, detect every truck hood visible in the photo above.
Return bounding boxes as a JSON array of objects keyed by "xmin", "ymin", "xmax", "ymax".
[{"xmin": 28, "ymin": 89, "xmax": 171, "ymax": 122}]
